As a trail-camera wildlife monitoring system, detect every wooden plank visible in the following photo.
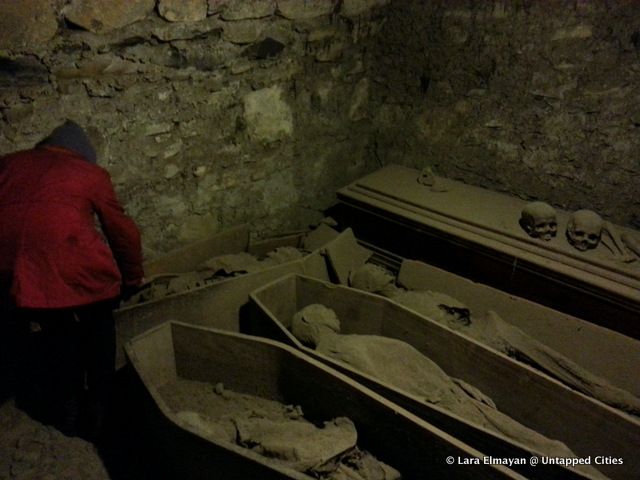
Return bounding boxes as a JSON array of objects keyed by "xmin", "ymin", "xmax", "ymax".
[
  {"xmin": 126, "ymin": 322, "xmax": 524, "ymax": 480},
  {"xmin": 125, "ymin": 324, "xmax": 307, "ymax": 480},
  {"xmin": 248, "ymin": 231, "xmax": 306, "ymax": 256},
  {"xmin": 247, "ymin": 274, "xmax": 640, "ymax": 479},
  {"xmin": 115, "ymin": 254, "xmax": 328, "ymax": 369},
  {"xmin": 144, "ymin": 225, "xmax": 250, "ymax": 276},
  {"xmin": 115, "ymin": 226, "xmax": 341, "ymax": 370},
  {"xmin": 323, "ymin": 228, "xmax": 372, "ymax": 285},
  {"xmin": 302, "ymin": 224, "xmax": 341, "ymax": 252},
  {"xmin": 398, "ymin": 259, "xmax": 640, "ymax": 397}
]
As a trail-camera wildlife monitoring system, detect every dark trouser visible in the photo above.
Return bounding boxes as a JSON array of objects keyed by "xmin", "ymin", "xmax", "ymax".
[{"xmin": 14, "ymin": 299, "xmax": 117, "ymax": 439}]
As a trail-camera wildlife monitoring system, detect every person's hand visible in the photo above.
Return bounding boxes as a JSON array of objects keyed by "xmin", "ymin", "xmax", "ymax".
[{"xmin": 120, "ymin": 278, "xmax": 146, "ymax": 302}]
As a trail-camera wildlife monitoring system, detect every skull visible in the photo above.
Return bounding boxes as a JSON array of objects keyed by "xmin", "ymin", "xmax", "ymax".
[
  {"xmin": 519, "ymin": 201, "xmax": 557, "ymax": 241},
  {"xmin": 291, "ymin": 304, "xmax": 341, "ymax": 347},
  {"xmin": 417, "ymin": 166, "xmax": 436, "ymax": 186},
  {"xmin": 566, "ymin": 210, "xmax": 603, "ymax": 251}
]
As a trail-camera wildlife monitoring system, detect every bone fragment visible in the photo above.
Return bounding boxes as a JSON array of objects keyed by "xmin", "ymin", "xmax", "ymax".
[
  {"xmin": 602, "ymin": 221, "xmax": 636, "ymax": 262},
  {"xmin": 622, "ymin": 232, "xmax": 640, "ymax": 259}
]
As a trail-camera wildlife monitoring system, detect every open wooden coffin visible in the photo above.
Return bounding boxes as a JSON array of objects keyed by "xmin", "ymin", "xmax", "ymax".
[
  {"xmin": 394, "ymin": 258, "xmax": 640, "ymax": 399},
  {"xmin": 333, "ymin": 164, "xmax": 640, "ymax": 338},
  {"xmin": 114, "ymin": 224, "xmax": 338, "ymax": 368},
  {"xmin": 320, "ymin": 228, "xmax": 640, "ymax": 403},
  {"xmin": 124, "ymin": 321, "xmax": 522, "ymax": 480},
  {"xmin": 245, "ymin": 274, "xmax": 640, "ymax": 479}
]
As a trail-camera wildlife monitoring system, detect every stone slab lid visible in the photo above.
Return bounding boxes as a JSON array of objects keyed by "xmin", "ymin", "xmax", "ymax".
[{"xmin": 337, "ymin": 164, "xmax": 640, "ymax": 303}]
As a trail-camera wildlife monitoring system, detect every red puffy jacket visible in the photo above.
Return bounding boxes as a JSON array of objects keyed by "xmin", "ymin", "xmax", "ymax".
[{"xmin": 0, "ymin": 145, "xmax": 144, "ymax": 308}]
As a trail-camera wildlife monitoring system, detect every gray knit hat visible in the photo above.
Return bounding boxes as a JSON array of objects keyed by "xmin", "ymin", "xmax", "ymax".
[{"xmin": 38, "ymin": 120, "xmax": 97, "ymax": 163}]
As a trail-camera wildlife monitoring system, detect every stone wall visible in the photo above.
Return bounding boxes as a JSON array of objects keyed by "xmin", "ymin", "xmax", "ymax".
[
  {"xmin": 0, "ymin": 0, "xmax": 388, "ymax": 258},
  {"xmin": 4, "ymin": 0, "xmax": 637, "ymax": 258},
  {"xmin": 369, "ymin": 0, "xmax": 640, "ymax": 228}
]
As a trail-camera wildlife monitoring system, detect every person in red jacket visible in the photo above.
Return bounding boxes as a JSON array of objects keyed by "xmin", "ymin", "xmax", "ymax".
[{"xmin": 0, "ymin": 119, "xmax": 144, "ymax": 440}]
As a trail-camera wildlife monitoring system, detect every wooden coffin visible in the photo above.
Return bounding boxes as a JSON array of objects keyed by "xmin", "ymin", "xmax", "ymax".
[
  {"xmin": 114, "ymin": 225, "xmax": 337, "ymax": 369},
  {"xmin": 395, "ymin": 258, "xmax": 640, "ymax": 399},
  {"xmin": 333, "ymin": 164, "xmax": 640, "ymax": 338},
  {"xmin": 124, "ymin": 321, "xmax": 522, "ymax": 480},
  {"xmin": 245, "ymin": 274, "xmax": 640, "ymax": 479}
]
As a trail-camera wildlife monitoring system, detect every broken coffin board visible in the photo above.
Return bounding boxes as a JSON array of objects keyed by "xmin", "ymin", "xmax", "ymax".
[
  {"xmin": 114, "ymin": 226, "xmax": 336, "ymax": 369},
  {"xmin": 143, "ymin": 224, "xmax": 252, "ymax": 277},
  {"xmin": 334, "ymin": 164, "xmax": 640, "ymax": 338},
  {"xmin": 396, "ymin": 259, "xmax": 640, "ymax": 399},
  {"xmin": 125, "ymin": 321, "xmax": 522, "ymax": 480},
  {"xmin": 245, "ymin": 274, "xmax": 640, "ymax": 479}
]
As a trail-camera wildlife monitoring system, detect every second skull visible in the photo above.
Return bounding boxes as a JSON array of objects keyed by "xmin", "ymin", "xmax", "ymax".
[{"xmin": 566, "ymin": 210, "xmax": 603, "ymax": 251}]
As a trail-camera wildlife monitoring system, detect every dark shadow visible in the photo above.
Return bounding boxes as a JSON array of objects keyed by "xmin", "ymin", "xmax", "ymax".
[{"xmin": 96, "ymin": 367, "xmax": 167, "ymax": 480}]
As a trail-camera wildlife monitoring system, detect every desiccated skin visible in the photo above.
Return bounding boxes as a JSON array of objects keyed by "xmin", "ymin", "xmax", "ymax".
[
  {"xmin": 385, "ymin": 288, "xmax": 640, "ymax": 417},
  {"xmin": 291, "ymin": 304, "xmax": 606, "ymax": 480},
  {"xmin": 159, "ymin": 379, "xmax": 400, "ymax": 480}
]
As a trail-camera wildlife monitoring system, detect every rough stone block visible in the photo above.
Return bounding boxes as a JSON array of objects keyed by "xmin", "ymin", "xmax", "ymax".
[
  {"xmin": 158, "ymin": 0, "xmax": 208, "ymax": 23},
  {"xmin": 308, "ymin": 27, "xmax": 338, "ymax": 42},
  {"xmin": 144, "ymin": 122, "xmax": 174, "ymax": 136},
  {"xmin": 348, "ymin": 77, "xmax": 369, "ymax": 121},
  {"xmin": 277, "ymin": 0, "xmax": 334, "ymax": 20},
  {"xmin": 551, "ymin": 25, "xmax": 592, "ymax": 41},
  {"xmin": 315, "ymin": 40, "xmax": 345, "ymax": 62},
  {"xmin": 341, "ymin": 0, "xmax": 390, "ymax": 17},
  {"xmin": 163, "ymin": 163, "xmax": 181, "ymax": 178},
  {"xmin": 0, "ymin": 0, "xmax": 57, "ymax": 50},
  {"xmin": 243, "ymin": 85, "xmax": 293, "ymax": 143},
  {"xmin": 63, "ymin": 0, "xmax": 155, "ymax": 34},
  {"xmin": 222, "ymin": 20, "xmax": 264, "ymax": 44},
  {"xmin": 220, "ymin": 0, "xmax": 275, "ymax": 20},
  {"xmin": 207, "ymin": 0, "xmax": 224, "ymax": 15}
]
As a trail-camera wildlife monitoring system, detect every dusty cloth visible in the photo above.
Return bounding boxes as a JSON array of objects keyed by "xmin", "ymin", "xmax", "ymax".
[
  {"xmin": 160, "ymin": 379, "xmax": 400, "ymax": 479},
  {"xmin": 0, "ymin": 144, "xmax": 143, "ymax": 308},
  {"xmin": 0, "ymin": 399, "xmax": 110, "ymax": 480},
  {"xmin": 316, "ymin": 333, "xmax": 606, "ymax": 479},
  {"xmin": 123, "ymin": 247, "xmax": 305, "ymax": 306},
  {"xmin": 234, "ymin": 416, "xmax": 358, "ymax": 471},
  {"xmin": 390, "ymin": 289, "xmax": 640, "ymax": 416},
  {"xmin": 292, "ymin": 304, "xmax": 606, "ymax": 480},
  {"xmin": 466, "ymin": 310, "xmax": 640, "ymax": 417}
]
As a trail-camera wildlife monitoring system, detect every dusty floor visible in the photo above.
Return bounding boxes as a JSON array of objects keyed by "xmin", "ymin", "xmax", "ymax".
[
  {"xmin": 0, "ymin": 372, "xmax": 166, "ymax": 480},
  {"xmin": 0, "ymin": 400, "xmax": 109, "ymax": 480}
]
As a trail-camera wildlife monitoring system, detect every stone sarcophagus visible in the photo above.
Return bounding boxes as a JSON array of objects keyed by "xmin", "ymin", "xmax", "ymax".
[{"xmin": 332, "ymin": 165, "xmax": 640, "ymax": 338}]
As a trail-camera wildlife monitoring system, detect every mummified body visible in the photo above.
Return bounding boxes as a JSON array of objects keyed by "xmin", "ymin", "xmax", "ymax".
[
  {"xmin": 388, "ymin": 288, "xmax": 640, "ymax": 417},
  {"xmin": 160, "ymin": 378, "xmax": 401, "ymax": 480},
  {"xmin": 349, "ymin": 263, "xmax": 640, "ymax": 417},
  {"xmin": 291, "ymin": 304, "xmax": 606, "ymax": 480}
]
